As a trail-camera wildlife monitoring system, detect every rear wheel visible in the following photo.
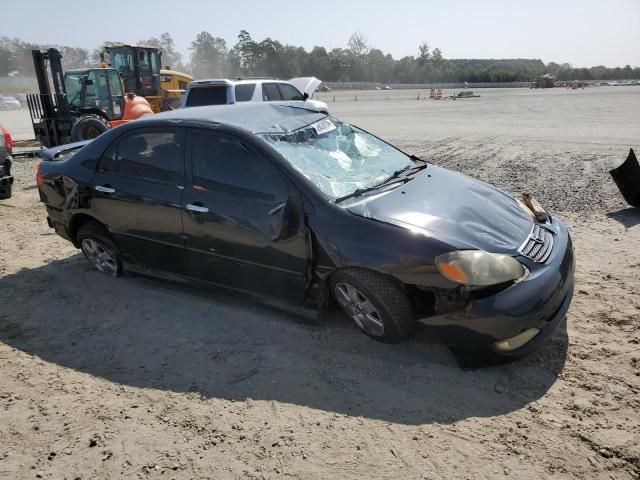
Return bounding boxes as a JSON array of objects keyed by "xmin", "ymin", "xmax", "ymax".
[
  {"xmin": 77, "ymin": 221, "xmax": 122, "ymax": 277},
  {"xmin": 331, "ymin": 268, "xmax": 415, "ymax": 343},
  {"xmin": 71, "ymin": 115, "xmax": 109, "ymax": 142}
]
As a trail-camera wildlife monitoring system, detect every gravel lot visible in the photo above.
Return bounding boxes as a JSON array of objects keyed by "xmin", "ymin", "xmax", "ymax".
[{"xmin": 1, "ymin": 87, "xmax": 639, "ymax": 479}]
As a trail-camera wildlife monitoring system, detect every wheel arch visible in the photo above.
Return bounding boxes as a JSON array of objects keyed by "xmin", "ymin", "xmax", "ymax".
[
  {"xmin": 68, "ymin": 213, "xmax": 104, "ymax": 247},
  {"xmin": 317, "ymin": 265, "xmax": 411, "ymax": 315}
]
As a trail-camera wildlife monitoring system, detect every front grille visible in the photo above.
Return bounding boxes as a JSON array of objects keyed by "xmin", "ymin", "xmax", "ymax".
[{"xmin": 519, "ymin": 224, "xmax": 553, "ymax": 263}]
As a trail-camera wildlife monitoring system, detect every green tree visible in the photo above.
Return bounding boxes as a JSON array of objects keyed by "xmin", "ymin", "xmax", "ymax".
[
  {"xmin": 418, "ymin": 42, "xmax": 430, "ymax": 66},
  {"xmin": 347, "ymin": 32, "xmax": 369, "ymax": 58},
  {"xmin": 190, "ymin": 31, "xmax": 228, "ymax": 78}
]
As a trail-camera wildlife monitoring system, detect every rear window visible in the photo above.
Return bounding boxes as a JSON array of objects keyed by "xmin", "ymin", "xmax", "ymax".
[
  {"xmin": 185, "ymin": 86, "xmax": 228, "ymax": 107},
  {"xmin": 235, "ymin": 83, "xmax": 256, "ymax": 102}
]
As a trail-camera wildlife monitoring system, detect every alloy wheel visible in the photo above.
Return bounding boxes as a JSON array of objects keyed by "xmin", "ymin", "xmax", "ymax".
[
  {"xmin": 334, "ymin": 283, "xmax": 385, "ymax": 337},
  {"xmin": 81, "ymin": 238, "xmax": 118, "ymax": 276}
]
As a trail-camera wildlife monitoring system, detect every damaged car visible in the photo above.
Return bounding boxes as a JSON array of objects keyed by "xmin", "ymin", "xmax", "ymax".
[
  {"xmin": 0, "ymin": 124, "xmax": 14, "ymax": 199},
  {"xmin": 36, "ymin": 103, "xmax": 575, "ymax": 357}
]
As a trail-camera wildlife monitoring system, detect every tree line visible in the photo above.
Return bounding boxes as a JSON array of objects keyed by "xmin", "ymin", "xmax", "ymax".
[{"xmin": 1, "ymin": 32, "xmax": 639, "ymax": 84}]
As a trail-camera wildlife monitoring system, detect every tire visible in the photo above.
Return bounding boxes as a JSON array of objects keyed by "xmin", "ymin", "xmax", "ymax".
[
  {"xmin": 330, "ymin": 268, "xmax": 415, "ymax": 343},
  {"xmin": 0, "ymin": 161, "xmax": 12, "ymax": 199},
  {"xmin": 0, "ymin": 184, "xmax": 11, "ymax": 199},
  {"xmin": 77, "ymin": 221, "xmax": 122, "ymax": 277},
  {"xmin": 70, "ymin": 115, "xmax": 109, "ymax": 142}
]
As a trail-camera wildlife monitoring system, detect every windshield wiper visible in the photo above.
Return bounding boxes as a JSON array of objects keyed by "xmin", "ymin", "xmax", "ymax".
[
  {"xmin": 334, "ymin": 160, "xmax": 428, "ymax": 204},
  {"xmin": 334, "ymin": 167, "xmax": 413, "ymax": 203},
  {"xmin": 334, "ymin": 178, "xmax": 407, "ymax": 203}
]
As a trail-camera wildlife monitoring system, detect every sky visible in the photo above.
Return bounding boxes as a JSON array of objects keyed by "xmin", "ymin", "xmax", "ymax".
[{"xmin": 3, "ymin": 0, "xmax": 639, "ymax": 68}]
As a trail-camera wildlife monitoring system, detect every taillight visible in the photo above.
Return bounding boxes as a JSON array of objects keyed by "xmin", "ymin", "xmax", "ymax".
[
  {"xmin": 0, "ymin": 125, "xmax": 12, "ymax": 155},
  {"xmin": 35, "ymin": 162, "xmax": 44, "ymax": 188}
]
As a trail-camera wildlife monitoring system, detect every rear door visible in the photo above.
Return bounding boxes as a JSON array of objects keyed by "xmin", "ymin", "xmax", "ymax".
[
  {"xmin": 182, "ymin": 128, "xmax": 309, "ymax": 302},
  {"xmin": 91, "ymin": 127, "xmax": 188, "ymax": 274}
]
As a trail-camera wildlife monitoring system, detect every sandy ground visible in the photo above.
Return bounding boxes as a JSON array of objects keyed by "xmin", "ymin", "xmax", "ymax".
[{"xmin": 1, "ymin": 88, "xmax": 639, "ymax": 479}]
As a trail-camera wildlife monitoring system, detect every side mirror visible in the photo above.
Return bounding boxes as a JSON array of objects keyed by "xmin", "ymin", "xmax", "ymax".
[
  {"xmin": 269, "ymin": 200, "xmax": 292, "ymax": 242},
  {"xmin": 303, "ymin": 92, "xmax": 309, "ymax": 101}
]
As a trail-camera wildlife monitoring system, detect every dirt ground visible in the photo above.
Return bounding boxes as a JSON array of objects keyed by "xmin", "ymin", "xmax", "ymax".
[{"xmin": 1, "ymin": 87, "xmax": 639, "ymax": 479}]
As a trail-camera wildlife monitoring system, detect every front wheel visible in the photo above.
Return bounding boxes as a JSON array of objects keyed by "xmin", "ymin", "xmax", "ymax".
[
  {"xmin": 77, "ymin": 221, "xmax": 122, "ymax": 277},
  {"xmin": 331, "ymin": 268, "xmax": 415, "ymax": 343}
]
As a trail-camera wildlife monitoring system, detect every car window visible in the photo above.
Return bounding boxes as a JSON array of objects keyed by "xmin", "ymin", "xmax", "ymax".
[
  {"xmin": 262, "ymin": 83, "xmax": 282, "ymax": 102},
  {"xmin": 278, "ymin": 83, "xmax": 304, "ymax": 101},
  {"xmin": 107, "ymin": 70, "xmax": 123, "ymax": 97},
  {"xmin": 235, "ymin": 83, "xmax": 256, "ymax": 102},
  {"xmin": 99, "ymin": 129, "xmax": 182, "ymax": 184},
  {"xmin": 190, "ymin": 129, "xmax": 287, "ymax": 200},
  {"xmin": 185, "ymin": 86, "xmax": 227, "ymax": 107}
]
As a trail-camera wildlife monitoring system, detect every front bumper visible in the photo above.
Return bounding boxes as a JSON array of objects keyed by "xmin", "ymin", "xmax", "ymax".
[{"xmin": 419, "ymin": 219, "xmax": 575, "ymax": 355}]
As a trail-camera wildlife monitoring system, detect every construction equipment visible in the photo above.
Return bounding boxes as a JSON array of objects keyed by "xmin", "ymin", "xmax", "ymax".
[
  {"xmin": 101, "ymin": 44, "xmax": 191, "ymax": 112},
  {"xmin": 27, "ymin": 48, "xmax": 154, "ymax": 148},
  {"xmin": 159, "ymin": 69, "xmax": 193, "ymax": 111}
]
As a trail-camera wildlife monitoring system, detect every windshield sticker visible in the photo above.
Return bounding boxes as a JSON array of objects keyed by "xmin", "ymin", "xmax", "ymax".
[{"xmin": 312, "ymin": 119, "xmax": 336, "ymax": 136}]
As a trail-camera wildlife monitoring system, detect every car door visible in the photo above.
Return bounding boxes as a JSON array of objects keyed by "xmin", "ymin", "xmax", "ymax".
[
  {"xmin": 261, "ymin": 83, "xmax": 283, "ymax": 102},
  {"xmin": 91, "ymin": 127, "xmax": 188, "ymax": 274},
  {"xmin": 277, "ymin": 83, "xmax": 304, "ymax": 101},
  {"xmin": 182, "ymin": 128, "xmax": 310, "ymax": 302}
]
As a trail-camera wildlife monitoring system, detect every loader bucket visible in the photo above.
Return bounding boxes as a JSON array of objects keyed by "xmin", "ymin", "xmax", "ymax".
[{"xmin": 610, "ymin": 148, "xmax": 640, "ymax": 208}]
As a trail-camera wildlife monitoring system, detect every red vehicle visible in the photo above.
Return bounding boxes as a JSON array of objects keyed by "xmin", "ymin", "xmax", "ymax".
[{"xmin": 0, "ymin": 124, "xmax": 13, "ymax": 199}]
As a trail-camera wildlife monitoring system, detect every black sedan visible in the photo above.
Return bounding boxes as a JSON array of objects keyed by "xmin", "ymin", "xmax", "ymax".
[{"xmin": 36, "ymin": 103, "xmax": 574, "ymax": 356}]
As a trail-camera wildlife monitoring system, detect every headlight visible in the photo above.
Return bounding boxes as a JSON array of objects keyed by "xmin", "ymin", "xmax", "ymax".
[{"xmin": 435, "ymin": 250, "xmax": 527, "ymax": 286}]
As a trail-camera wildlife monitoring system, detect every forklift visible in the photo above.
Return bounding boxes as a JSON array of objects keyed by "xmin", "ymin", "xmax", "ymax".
[
  {"xmin": 101, "ymin": 44, "xmax": 164, "ymax": 112},
  {"xmin": 27, "ymin": 48, "xmax": 154, "ymax": 148}
]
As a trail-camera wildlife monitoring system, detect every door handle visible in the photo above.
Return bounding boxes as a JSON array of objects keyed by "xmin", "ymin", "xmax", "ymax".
[
  {"xmin": 268, "ymin": 202, "xmax": 287, "ymax": 215},
  {"xmin": 95, "ymin": 185, "xmax": 116, "ymax": 194},
  {"xmin": 186, "ymin": 203, "xmax": 209, "ymax": 213}
]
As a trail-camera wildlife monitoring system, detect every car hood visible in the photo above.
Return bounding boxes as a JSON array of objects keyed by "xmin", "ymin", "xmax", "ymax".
[
  {"xmin": 347, "ymin": 165, "xmax": 534, "ymax": 253},
  {"xmin": 288, "ymin": 77, "xmax": 322, "ymax": 97}
]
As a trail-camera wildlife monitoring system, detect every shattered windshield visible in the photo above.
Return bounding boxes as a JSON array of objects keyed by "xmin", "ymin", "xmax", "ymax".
[{"xmin": 261, "ymin": 118, "xmax": 413, "ymax": 200}]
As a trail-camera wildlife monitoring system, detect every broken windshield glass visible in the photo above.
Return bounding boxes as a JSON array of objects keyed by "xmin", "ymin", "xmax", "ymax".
[{"xmin": 260, "ymin": 118, "xmax": 414, "ymax": 200}]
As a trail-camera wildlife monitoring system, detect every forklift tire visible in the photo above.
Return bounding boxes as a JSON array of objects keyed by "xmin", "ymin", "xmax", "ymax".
[{"xmin": 71, "ymin": 115, "xmax": 109, "ymax": 142}]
